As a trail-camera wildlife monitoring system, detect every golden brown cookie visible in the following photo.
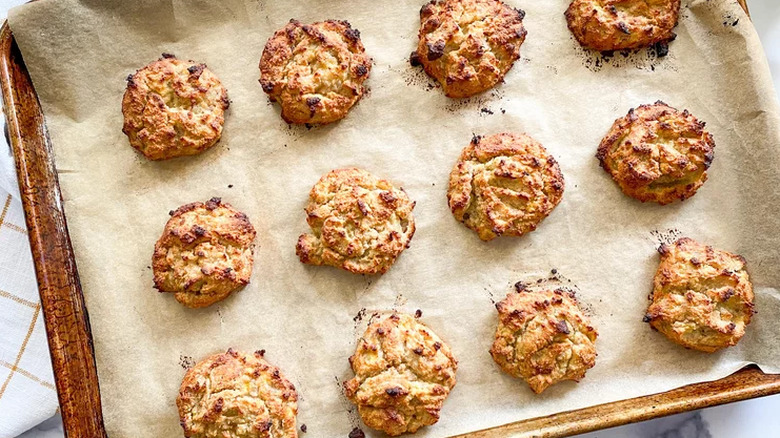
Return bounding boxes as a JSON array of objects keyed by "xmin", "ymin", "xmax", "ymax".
[
  {"xmin": 177, "ymin": 349, "xmax": 298, "ymax": 438},
  {"xmin": 344, "ymin": 312, "xmax": 457, "ymax": 436},
  {"xmin": 122, "ymin": 54, "xmax": 229, "ymax": 161},
  {"xmin": 447, "ymin": 133, "xmax": 564, "ymax": 241},
  {"xmin": 153, "ymin": 198, "xmax": 256, "ymax": 308},
  {"xmin": 644, "ymin": 237, "xmax": 754, "ymax": 353},
  {"xmin": 596, "ymin": 101, "xmax": 715, "ymax": 205},
  {"xmin": 411, "ymin": 0, "xmax": 526, "ymax": 98},
  {"xmin": 490, "ymin": 285, "xmax": 598, "ymax": 394},
  {"xmin": 259, "ymin": 20, "xmax": 372, "ymax": 124},
  {"xmin": 296, "ymin": 168, "xmax": 415, "ymax": 275},
  {"xmin": 565, "ymin": 0, "xmax": 681, "ymax": 52}
]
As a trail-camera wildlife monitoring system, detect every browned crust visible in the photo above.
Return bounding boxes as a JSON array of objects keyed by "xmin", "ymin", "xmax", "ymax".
[
  {"xmin": 295, "ymin": 168, "xmax": 416, "ymax": 275},
  {"xmin": 259, "ymin": 20, "xmax": 372, "ymax": 124},
  {"xmin": 177, "ymin": 349, "xmax": 298, "ymax": 438},
  {"xmin": 152, "ymin": 197, "xmax": 256, "ymax": 308},
  {"xmin": 447, "ymin": 133, "xmax": 564, "ymax": 241},
  {"xmin": 645, "ymin": 238, "xmax": 754, "ymax": 353},
  {"xmin": 412, "ymin": 0, "xmax": 526, "ymax": 98},
  {"xmin": 122, "ymin": 54, "xmax": 229, "ymax": 160},
  {"xmin": 490, "ymin": 286, "xmax": 598, "ymax": 394},
  {"xmin": 344, "ymin": 312, "xmax": 457, "ymax": 436},
  {"xmin": 565, "ymin": 0, "xmax": 681, "ymax": 52},
  {"xmin": 596, "ymin": 101, "xmax": 715, "ymax": 205}
]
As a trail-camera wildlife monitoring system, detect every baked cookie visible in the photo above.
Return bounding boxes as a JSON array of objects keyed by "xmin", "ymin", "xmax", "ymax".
[
  {"xmin": 344, "ymin": 312, "xmax": 457, "ymax": 436},
  {"xmin": 411, "ymin": 0, "xmax": 526, "ymax": 98},
  {"xmin": 447, "ymin": 133, "xmax": 564, "ymax": 241},
  {"xmin": 596, "ymin": 101, "xmax": 715, "ymax": 205},
  {"xmin": 296, "ymin": 168, "xmax": 415, "ymax": 275},
  {"xmin": 490, "ymin": 285, "xmax": 598, "ymax": 393},
  {"xmin": 565, "ymin": 0, "xmax": 681, "ymax": 52},
  {"xmin": 644, "ymin": 237, "xmax": 754, "ymax": 352},
  {"xmin": 153, "ymin": 198, "xmax": 256, "ymax": 308},
  {"xmin": 259, "ymin": 20, "xmax": 372, "ymax": 124},
  {"xmin": 122, "ymin": 54, "xmax": 229, "ymax": 160},
  {"xmin": 177, "ymin": 349, "xmax": 298, "ymax": 438}
]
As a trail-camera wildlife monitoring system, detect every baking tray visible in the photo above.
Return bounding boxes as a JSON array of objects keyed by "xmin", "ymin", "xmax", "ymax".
[{"xmin": 3, "ymin": 1, "xmax": 780, "ymax": 437}]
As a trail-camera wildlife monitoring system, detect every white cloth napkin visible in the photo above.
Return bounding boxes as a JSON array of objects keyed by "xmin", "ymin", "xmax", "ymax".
[
  {"xmin": 0, "ymin": 125, "xmax": 58, "ymax": 438},
  {"xmin": 0, "ymin": 0, "xmax": 60, "ymax": 435}
]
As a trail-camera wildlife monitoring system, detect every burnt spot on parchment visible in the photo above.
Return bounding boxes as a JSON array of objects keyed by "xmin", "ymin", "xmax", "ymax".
[
  {"xmin": 359, "ymin": 278, "xmax": 373, "ymax": 297},
  {"xmin": 267, "ymin": 121, "xmax": 303, "ymax": 142},
  {"xmin": 722, "ymin": 13, "xmax": 740, "ymax": 27},
  {"xmin": 395, "ymin": 62, "xmax": 439, "ymax": 92},
  {"xmin": 573, "ymin": 37, "xmax": 677, "ymax": 73},
  {"xmin": 282, "ymin": 123, "xmax": 309, "ymax": 141},
  {"xmin": 445, "ymin": 89, "xmax": 505, "ymax": 116},
  {"xmin": 361, "ymin": 83, "xmax": 372, "ymax": 100},
  {"xmin": 650, "ymin": 228, "xmax": 682, "ymax": 252},
  {"xmin": 352, "ymin": 307, "xmax": 369, "ymax": 347},
  {"xmin": 483, "ymin": 286, "xmax": 497, "ymax": 305},
  {"xmin": 179, "ymin": 355, "xmax": 195, "ymax": 369},
  {"xmin": 334, "ymin": 375, "xmax": 361, "ymax": 432},
  {"xmin": 393, "ymin": 292, "xmax": 408, "ymax": 309},
  {"xmin": 279, "ymin": 119, "xmax": 335, "ymax": 143},
  {"xmin": 353, "ymin": 308, "xmax": 367, "ymax": 325}
]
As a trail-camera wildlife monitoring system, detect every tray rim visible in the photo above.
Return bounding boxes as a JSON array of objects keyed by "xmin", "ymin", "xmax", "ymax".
[
  {"xmin": 0, "ymin": 20, "xmax": 107, "ymax": 438},
  {"xmin": 2, "ymin": 1, "xmax": 777, "ymax": 437}
]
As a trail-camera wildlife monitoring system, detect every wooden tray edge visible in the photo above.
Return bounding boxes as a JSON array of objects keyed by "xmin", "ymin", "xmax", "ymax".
[
  {"xmin": 458, "ymin": 366, "xmax": 780, "ymax": 437},
  {"xmin": 739, "ymin": 0, "xmax": 749, "ymax": 15},
  {"xmin": 0, "ymin": 22, "xmax": 107, "ymax": 438}
]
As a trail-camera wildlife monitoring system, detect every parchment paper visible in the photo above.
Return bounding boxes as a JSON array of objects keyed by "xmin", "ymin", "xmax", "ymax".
[{"xmin": 8, "ymin": 0, "xmax": 780, "ymax": 436}]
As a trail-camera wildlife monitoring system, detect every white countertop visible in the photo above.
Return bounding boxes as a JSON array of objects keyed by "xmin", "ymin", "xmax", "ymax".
[{"xmin": 4, "ymin": 0, "xmax": 780, "ymax": 436}]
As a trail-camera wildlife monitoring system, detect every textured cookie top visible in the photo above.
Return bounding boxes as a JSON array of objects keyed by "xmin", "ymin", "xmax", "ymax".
[
  {"xmin": 177, "ymin": 349, "xmax": 298, "ymax": 438},
  {"xmin": 565, "ymin": 0, "xmax": 681, "ymax": 52},
  {"xmin": 153, "ymin": 198, "xmax": 256, "ymax": 308},
  {"xmin": 296, "ymin": 168, "xmax": 416, "ymax": 275},
  {"xmin": 490, "ymin": 286, "xmax": 598, "ymax": 394},
  {"xmin": 122, "ymin": 54, "xmax": 229, "ymax": 161},
  {"xmin": 344, "ymin": 313, "xmax": 458, "ymax": 436},
  {"xmin": 645, "ymin": 238, "xmax": 754, "ymax": 352},
  {"xmin": 259, "ymin": 20, "xmax": 372, "ymax": 124},
  {"xmin": 447, "ymin": 133, "xmax": 564, "ymax": 241},
  {"xmin": 412, "ymin": 0, "xmax": 526, "ymax": 98},
  {"xmin": 596, "ymin": 102, "xmax": 715, "ymax": 205}
]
